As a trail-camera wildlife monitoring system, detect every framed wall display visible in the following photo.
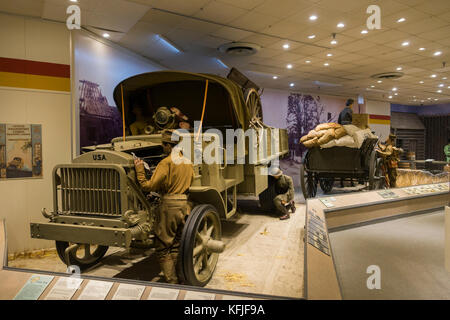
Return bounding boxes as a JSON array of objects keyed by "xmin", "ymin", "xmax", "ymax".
[{"xmin": 0, "ymin": 124, "xmax": 43, "ymax": 180}]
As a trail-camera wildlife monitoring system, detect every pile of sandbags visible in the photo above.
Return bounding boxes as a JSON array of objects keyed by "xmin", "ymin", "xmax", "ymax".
[
  {"xmin": 300, "ymin": 123, "xmax": 347, "ymax": 148},
  {"xmin": 300, "ymin": 123, "xmax": 377, "ymax": 149}
]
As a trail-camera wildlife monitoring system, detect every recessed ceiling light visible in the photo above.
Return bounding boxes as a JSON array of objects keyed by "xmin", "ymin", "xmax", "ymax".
[
  {"xmin": 290, "ymin": 83, "xmax": 295, "ymax": 87},
  {"xmin": 439, "ymin": 84, "xmax": 444, "ymax": 87},
  {"xmin": 330, "ymin": 39, "xmax": 337, "ymax": 45},
  {"xmin": 308, "ymin": 35, "xmax": 316, "ymax": 39},
  {"xmin": 70, "ymin": 0, "xmax": 78, "ymax": 2},
  {"xmin": 388, "ymin": 96, "xmax": 393, "ymax": 99},
  {"xmin": 394, "ymin": 93, "xmax": 398, "ymax": 96},
  {"xmin": 102, "ymin": 33, "xmax": 110, "ymax": 38},
  {"xmin": 401, "ymin": 41, "xmax": 410, "ymax": 46},
  {"xmin": 283, "ymin": 43, "xmax": 290, "ymax": 49},
  {"xmin": 397, "ymin": 18, "xmax": 406, "ymax": 23},
  {"xmin": 361, "ymin": 30, "xmax": 368, "ymax": 34},
  {"xmin": 324, "ymin": 62, "xmax": 329, "ymax": 66},
  {"xmin": 327, "ymin": 53, "xmax": 333, "ymax": 57},
  {"xmin": 419, "ymin": 47, "xmax": 426, "ymax": 51},
  {"xmin": 273, "ymin": 76, "xmax": 278, "ymax": 79},
  {"xmin": 433, "ymin": 51, "xmax": 442, "ymax": 56},
  {"xmin": 305, "ymin": 60, "xmax": 311, "ymax": 63},
  {"xmin": 309, "ymin": 15, "xmax": 318, "ymax": 21},
  {"xmin": 419, "ymin": 81, "xmax": 424, "ymax": 84},
  {"xmin": 448, "ymin": 86, "xmax": 450, "ymax": 89},
  {"xmin": 287, "ymin": 64, "xmax": 293, "ymax": 69},
  {"xmin": 377, "ymin": 80, "xmax": 382, "ymax": 83},
  {"xmin": 437, "ymin": 90, "xmax": 442, "ymax": 93},
  {"xmin": 428, "ymin": 98, "xmax": 432, "ymax": 100},
  {"xmin": 431, "ymin": 74, "xmax": 437, "ymax": 78},
  {"xmin": 396, "ymin": 67, "xmax": 402, "ymax": 71},
  {"xmin": 370, "ymin": 85, "xmax": 375, "ymax": 88},
  {"xmin": 392, "ymin": 87, "xmax": 398, "ymax": 91},
  {"xmin": 443, "ymin": 77, "xmax": 448, "ymax": 80},
  {"xmin": 434, "ymin": 98, "xmax": 438, "ymax": 101},
  {"xmin": 337, "ymin": 22, "xmax": 345, "ymax": 28}
]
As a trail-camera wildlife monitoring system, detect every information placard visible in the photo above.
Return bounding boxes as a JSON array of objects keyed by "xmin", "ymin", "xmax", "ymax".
[
  {"xmin": 77, "ymin": 280, "xmax": 113, "ymax": 300},
  {"xmin": 45, "ymin": 277, "xmax": 83, "ymax": 300},
  {"xmin": 13, "ymin": 274, "xmax": 54, "ymax": 300},
  {"xmin": 147, "ymin": 287, "xmax": 180, "ymax": 300},
  {"xmin": 112, "ymin": 283, "xmax": 146, "ymax": 300}
]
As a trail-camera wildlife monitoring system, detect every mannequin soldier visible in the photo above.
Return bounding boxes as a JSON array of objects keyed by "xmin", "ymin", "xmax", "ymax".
[
  {"xmin": 134, "ymin": 129, "xmax": 194, "ymax": 284},
  {"xmin": 338, "ymin": 98, "xmax": 354, "ymax": 125},
  {"xmin": 270, "ymin": 167, "xmax": 296, "ymax": 220}
]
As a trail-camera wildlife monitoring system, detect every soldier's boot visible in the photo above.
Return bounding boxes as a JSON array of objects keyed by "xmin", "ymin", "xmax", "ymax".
[
  {"xmin": 159, "ymin": 256, "xmax": 179, "ymax": 284},
  {"xmin": 288, "ymin": 201, "xmax": 296, "ymax": 213}
]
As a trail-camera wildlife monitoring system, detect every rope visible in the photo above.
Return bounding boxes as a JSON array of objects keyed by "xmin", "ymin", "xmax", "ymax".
[{"xmin": 196, "ymin": 80, "xmax": 209, "ymax": 141}]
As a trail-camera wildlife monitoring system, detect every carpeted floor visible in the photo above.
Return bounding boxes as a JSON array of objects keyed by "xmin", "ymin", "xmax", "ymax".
[{"xmin": 329, "ymin": 210, "xmax": 450, "ymax": 300}]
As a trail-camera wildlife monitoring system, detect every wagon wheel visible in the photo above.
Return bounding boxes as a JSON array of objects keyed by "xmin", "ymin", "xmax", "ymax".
[
  {"xmin": 369, "ymin": 150, "xmax": 384, "ymax": 190},
  {"xmin": 300, "ymin": 164, "xmax": 318, "ymax": 199},
  {"xmin": 55, "ymin": 241, "xmax": 108, "ymax": 270},
  {"xmin": 178, "ymin": 204, "xmax": 224, "ymax": 287},
  {"xmin": 245, "ymin": 88, "xmax": 263, "ymax": 121},
  {"xmin": 319, "ymin": 178, "xmax": 334, "ymax": 194}
]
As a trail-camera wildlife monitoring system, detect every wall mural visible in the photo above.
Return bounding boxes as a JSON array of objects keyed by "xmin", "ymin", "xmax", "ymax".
[
  {"xmin": 74, "ymin": 31, "xmax": 162, "ymax": 150},
  {"xmin": 0, "ymin": 124, "xmax": 42, "ymax": 179},
  {"xmin": 261, "ymin": 89, "xmax": 348, "ymax": 188},
  {"xmin": 79, "ymin": 80, "xmax": 122, "ymax": 148}
]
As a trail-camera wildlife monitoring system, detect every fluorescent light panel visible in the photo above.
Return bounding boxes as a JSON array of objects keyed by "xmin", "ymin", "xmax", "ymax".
[{"xmin": 155, "ymin": 34, "xmax": 181, "ymax": 53}]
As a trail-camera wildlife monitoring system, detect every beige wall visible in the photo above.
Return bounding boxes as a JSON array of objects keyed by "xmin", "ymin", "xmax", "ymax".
[{"xmin": 0, "ymin": 13, "xmax": 71, "ymax": 253}]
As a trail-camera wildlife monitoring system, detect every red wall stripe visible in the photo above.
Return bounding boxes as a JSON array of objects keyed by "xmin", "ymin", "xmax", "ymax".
[
  {"xmin": 369, "ymin": 114, "xmax": 391, "ymax": 120},
  {"xmin": 0, "ymin": 57, "xmax": 70, "ymax": 78}
]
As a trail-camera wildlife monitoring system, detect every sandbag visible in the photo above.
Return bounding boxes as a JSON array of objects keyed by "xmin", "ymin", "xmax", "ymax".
[
  {"xmin": 320, "ymin": 139, "xmax": 337, "ymax": 149},
  {"xmin": 334, "ymin": 127, "xmax": 347, "ymax": 139},
  {"xmin": 303, "ymin": 137, "xmax": 319, "ymax": 148},
  {"xmin": 315, "ymin": 130, "xmax": 326, "ymax": 138},
  {"xmin": 342, "ymin": 124, "xmax": 361, "ymax": 138},
  {"xmin": 315, "ymin": 122, "xmax": 341, "ymax": 131},
  {"xmin": 300, "ymin": 135, "xmax": 309, "ymax": 143},
  {"xmin": 307, "ymin": 129, "xmax": 319, "ymax": 139},
  {"xmin": 318, "ymin": 129, "xmax": 335, "ymax": 145},
  {"xmin": 353, "ymin": 128, "xmax": 376, "ymax": 148},
  {"xmin": 335, "ymin": 135, "xmax": 357, "ymax": 148}
]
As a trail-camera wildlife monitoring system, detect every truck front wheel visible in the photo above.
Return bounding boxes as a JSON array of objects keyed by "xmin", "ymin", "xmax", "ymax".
[
  {"xmin": 178, "ymin": 204, "xmax": 223, "ymax": 287},
  {"xmin": 55, "ymin": 241, "xmax": 108, "ymax": 271}
]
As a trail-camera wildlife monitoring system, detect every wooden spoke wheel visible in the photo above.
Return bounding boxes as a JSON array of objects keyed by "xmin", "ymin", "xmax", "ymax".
[
  {"xmin": 300, "ymin": 164, "xmax": 318, "ymax": 199},
  {"xmin": 319, "ymin": 178, "xmax": 334, "ymax": 194},
  {"xmin": 178, "ymin": 204, "xmax": 223, "ymax": 287},
  {"xmin": 55, "ymin": 241, "xmax": 108, "ymax": 270}
]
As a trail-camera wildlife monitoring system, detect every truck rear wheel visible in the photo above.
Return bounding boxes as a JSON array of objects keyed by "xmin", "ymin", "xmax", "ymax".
[
  {"xmin": 178, "ymin": 204, "xmax": 222, "ymax": 287},
  {"xmin": 55, "ymin": 241, "xmax": 108, "ymax": 270}
]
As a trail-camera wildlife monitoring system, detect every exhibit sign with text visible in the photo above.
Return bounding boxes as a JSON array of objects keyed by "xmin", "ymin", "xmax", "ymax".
[{"xmin": 0, "ymin": 124, "xmax": 43, "ymax": 179}]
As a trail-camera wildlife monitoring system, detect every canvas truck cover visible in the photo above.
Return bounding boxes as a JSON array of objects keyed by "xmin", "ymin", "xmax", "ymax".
[{"xmin": 113, "ymin": 71, "xmax": 252, "ymax": 131}]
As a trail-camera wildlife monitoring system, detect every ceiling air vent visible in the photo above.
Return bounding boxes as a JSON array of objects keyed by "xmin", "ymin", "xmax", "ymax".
[
  {"xmin": 371, "ymin": 72, "xmax": 404, "ymax": 80},
  {"xmin": 218, "ymin": 42, "xmax": 261, "ymax": 56}
]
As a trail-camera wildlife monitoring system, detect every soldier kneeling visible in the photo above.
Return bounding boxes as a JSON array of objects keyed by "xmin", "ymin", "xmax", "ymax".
[{"xmin": 270, "ymin": 167, "xmax": 296, "ymax": 220}]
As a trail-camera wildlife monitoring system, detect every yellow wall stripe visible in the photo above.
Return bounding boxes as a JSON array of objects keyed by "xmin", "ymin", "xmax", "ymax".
[
  {"xmin": 0, "ymin": 71, "xmax": 70, "ymax": 92},
  {"xmin": 369, "ymin": 119, "xmax": 391, "ymax": 125}
]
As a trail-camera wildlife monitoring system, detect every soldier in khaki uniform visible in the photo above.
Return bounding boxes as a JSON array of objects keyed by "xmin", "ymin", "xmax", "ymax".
[
  {"xmin": 134, "ymin": 129, "xmax": 194, "ymax": 284},
  {"xmin": 270, "ymin": 167, "xmax": 296, "ymax": 220}
]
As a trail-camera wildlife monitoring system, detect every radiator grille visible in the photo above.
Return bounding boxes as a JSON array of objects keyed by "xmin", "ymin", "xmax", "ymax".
[{"xmin": 58, "ymin": 167, "xmax": 122, "ymax": 216}]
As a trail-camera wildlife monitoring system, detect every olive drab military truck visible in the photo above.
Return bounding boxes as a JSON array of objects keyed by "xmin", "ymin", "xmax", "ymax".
[{"xmin": 30, "ymin": 69, "xmax": 289, "ymax": 286}]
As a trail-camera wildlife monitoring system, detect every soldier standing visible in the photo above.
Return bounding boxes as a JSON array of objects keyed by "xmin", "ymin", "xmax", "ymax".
[
  {"xmin": 134, "ymin": 129, "xmax": 194, "ymax": 284},
  {"xmin": 337, "ymin": 99, "xmax": 354, "ymax": 125},
  {"xmin": 270, "ymin": 167, "xmax": 296, "ymax": 220},
  {"xmin": 377, "ymin": 134, "xmax": 402, "ymax": 188}
]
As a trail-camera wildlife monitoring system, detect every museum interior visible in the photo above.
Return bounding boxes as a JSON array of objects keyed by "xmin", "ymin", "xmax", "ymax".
[{"xmin": 0, "ymin": 0, "xmax": 449, "ymax": 301}]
